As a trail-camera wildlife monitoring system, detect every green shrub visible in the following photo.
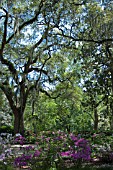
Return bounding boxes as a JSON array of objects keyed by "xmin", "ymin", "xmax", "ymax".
[{"xmin": 0, "ymin": 125, "xmax": 14, "ymax": 134}]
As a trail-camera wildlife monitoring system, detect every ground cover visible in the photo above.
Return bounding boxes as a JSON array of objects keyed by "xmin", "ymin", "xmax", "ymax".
[{"xmin": 0, "ymin": 131, "xmax": 113, "ymax": 170}]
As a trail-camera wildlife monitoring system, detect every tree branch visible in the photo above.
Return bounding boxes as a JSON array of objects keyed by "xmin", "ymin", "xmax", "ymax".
[
  {"xmin": 40, "ymin": 88, "xmax": 61, "ymax": 99},
  {"xmin": 0, "ymin": 83, "xmax": 16, "ymax": 112},
  {"xmin": 57, "ymin": 32, "xmax": 113, "ymax": 44},
  {"xmin": 24, "ymin": 23, "xmax": 52, "ymax": 73},
  {"xmin": 6, "ymin": 0, "xmax": 44, "ymax": 44},
  {"xmin": 33, "ymin": 52, "xmax": 52, "ymax": 87},
  {"xmin": 0, "ymin": 58, "xmax": 17, "ymax": 74},
  {"xmin": 71, "ymin": 0, "xmax": 86, "ymax": 6},
  {"xmin": 1, "ymin": 8, "xmax": 8, "ymax": 51}
]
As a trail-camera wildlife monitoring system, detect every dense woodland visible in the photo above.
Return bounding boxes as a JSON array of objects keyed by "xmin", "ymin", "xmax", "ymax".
[{"xmin": 0, "ymin": 0, "xmax": 113, "ymax": 135}]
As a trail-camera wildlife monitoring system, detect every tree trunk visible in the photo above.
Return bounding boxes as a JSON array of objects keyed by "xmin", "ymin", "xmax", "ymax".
[
  {"xmin": 110, "ymin": 115, "xmax": 113, "ymax": 130},
  {"xmin": 14, "ymin": 110, "xmax": 24, "ymax": 136},
  {"xmin": 94, "ymin": 107, "xmax": 98, "ymax": 131},
  {"xmin": 20, "ymin": 114, "xmax": 24, "ymax": 136},
  {"xmin": 106, "ymin": 45, "xmax": 113, "ymax": 129},
  {"xmin": 110, "ymin": 70, "xmax": 113, "ymax": 130}
]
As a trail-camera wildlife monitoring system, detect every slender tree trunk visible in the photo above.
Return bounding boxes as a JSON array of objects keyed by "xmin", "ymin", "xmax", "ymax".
[
  {"xmin": 110, "ymin": 71, "xmax": 113, "ymax": 129},
  {"xmin": 94, "ymin": 107, "xmax": 98, "ymax": 131},
  {"xmin": 106, "ymin": 45, "xmax": 113, "ymax": 129}
]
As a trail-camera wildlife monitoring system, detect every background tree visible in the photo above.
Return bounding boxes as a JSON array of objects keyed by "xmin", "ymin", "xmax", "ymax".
[{"xmin": 73, "ymin": 2, "xmax": 113, "ymax": 130}]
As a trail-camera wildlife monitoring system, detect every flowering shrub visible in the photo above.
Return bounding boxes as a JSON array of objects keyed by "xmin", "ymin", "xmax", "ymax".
[
  {"xmin": 14, "ymin": 135, "xmax": 26, "ymax": 145},
  {"xmin": 13, "ymin": 142, "xmax": 42, "ymax": 168},
  {"xmin": 60, "ymin": 135, "xmax": 91, "ymax": 165},
  {"xmin": 2, "ymin": 131, "xmax": 113, "ymax": 169},
  {"xmin": 12, "ymin": 131, "xmax": 91, "ymax": 169},
  {"xmin": 14, "ymin": 154, "xmax": 32, "ymax": 167}
]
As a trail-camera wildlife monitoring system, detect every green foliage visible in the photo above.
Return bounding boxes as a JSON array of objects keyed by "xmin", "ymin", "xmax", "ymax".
[
  {"xmin": 0, "ymin": 125, "xmax": 14, "ymax": 134},
  {"xmin": 0, "ymin": 163, "xmax": 14, "ymax": 170},
  {"xmin": 24, "ymin": 75, "xmax": 84, "ymax": 132}
]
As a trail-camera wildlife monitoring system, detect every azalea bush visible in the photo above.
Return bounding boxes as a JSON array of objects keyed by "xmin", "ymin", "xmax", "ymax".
[
  {"xmin": 89, "ymin": 132, "xmax": 113, "ymax": 162},
  {"xmin": 12, "ymin": 131, "xmax": 91, "ymax": 169},
  {"xmin": 14, "ymin": 134, "xmax": 26, "ymax": 145},
  {"xmin": 1, "ymin": 131, "xmax": 113, "ymax": 169}
]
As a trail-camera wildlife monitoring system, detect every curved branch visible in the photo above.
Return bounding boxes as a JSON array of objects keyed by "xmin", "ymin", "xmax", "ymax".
[
  {"xmin": 1, "ymin": 8, "xmax": 8, "ymax": 51},
  {"xmin": 6, "ymin": 0, "xmax": 44, "ymax": 44},
  {"xmin": 40, "ymin": 88, "xmax": 60, "ymax": 99},
  {"xmin": 57, "ymin": 32, "xmax": 113, "ymax": 44},
  {"xmin": 0, "ymin": 83, "xmax": 16, "ymax": 112},
  {"xmin": 0, "ymin": 58, "xmax": 17, "ymax": 74}
]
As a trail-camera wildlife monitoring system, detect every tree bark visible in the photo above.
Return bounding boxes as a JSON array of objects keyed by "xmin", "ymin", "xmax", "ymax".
[
  {"xmin": 106, "ymin": 44, "xmax": 113, "ymax": 130},
  {"xmin": 110, "ymin": 70, "xmax": 113, "ymax": 130},
  {"xmin": 14, "ymin": 110, "xmax": 24, "ymax": 136},
  {"xmin": 94, "ymin": 107, "xmax": 98, "ymax": 131},
  {"xmin": 20, "ymin": 114, "xmax": 24, "ymax": 136}
]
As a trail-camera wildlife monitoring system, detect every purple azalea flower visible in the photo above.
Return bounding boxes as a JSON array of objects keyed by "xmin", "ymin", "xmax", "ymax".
[
  {"xmin": 33, "ymin": 150, "xmax": 41, "ymax": 157},
  {"xmin": 25, "ymin": 145, "xmax": 33, "ymax": 151},
  {"xmin": 46, "ymin": 137, "xmax": 50, "ymax": 142},
  {"xmin": 75, "ymin": 138, "xmax": 87, "ymax": 147},
  {"xmin": 61, "ymin": 151, "xmax": 71, "ymax": 157},
  {"xmin": 70, "ymin": 134, "xmax": 78, "ymax": 141},
  {"xmin": 0, "ymin": 153, "xmax": 5, "ymax": 161}
]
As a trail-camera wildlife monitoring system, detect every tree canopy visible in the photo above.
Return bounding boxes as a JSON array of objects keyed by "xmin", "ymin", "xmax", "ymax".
[{"xmin": 0, "ymin": 0, "xmax": 113, "ymax": 134}]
